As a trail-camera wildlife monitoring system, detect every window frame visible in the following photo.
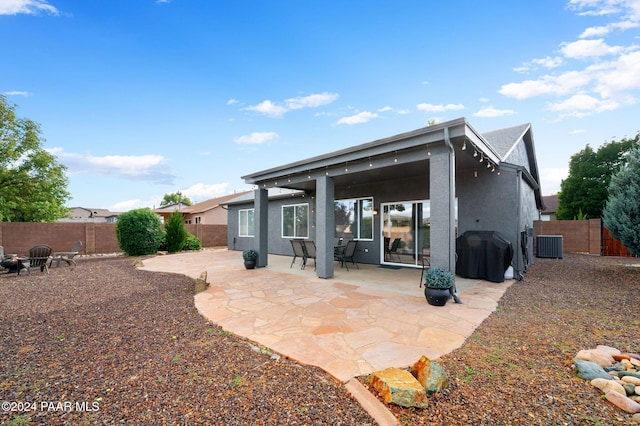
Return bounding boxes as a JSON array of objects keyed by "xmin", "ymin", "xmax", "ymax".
[
  {"xmin": 334, "ymin": 197, "xmax": 374, "ymax": 241},
  {"xmin": 281, "ymin": 203, "xmax": 309, "ymax": 239},
  {"xmin": 239, "ymin": 208, "xmax": 255, "ymax": 237}
]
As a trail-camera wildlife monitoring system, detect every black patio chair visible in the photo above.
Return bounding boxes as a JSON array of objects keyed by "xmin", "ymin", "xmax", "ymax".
[
  {"xmin": 388, "ymin": 238, "xmax": 401, "ymax": 262},
  {"xmin": 302, "ymin": 240, "xmax": 317, "ymax": 270},
  {"xmin": 290, "ymin": 240, "xmax": 306, "ymax": 269},
  {"xmin": 336, "ymin": 240, "xmax": 358, "ymax": 271}
]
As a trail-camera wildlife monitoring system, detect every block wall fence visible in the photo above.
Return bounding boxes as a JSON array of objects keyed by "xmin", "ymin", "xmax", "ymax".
[{"xmin": 0, "ymin": 223, "xmax": 227, "ymax": 256}]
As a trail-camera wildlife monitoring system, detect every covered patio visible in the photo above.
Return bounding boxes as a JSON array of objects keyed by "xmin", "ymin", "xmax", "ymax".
[{"xmin": 140, "ymin": 248, "xmax": 514, "ymax": 382}]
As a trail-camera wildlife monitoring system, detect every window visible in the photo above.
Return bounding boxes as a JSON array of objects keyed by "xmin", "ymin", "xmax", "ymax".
[
  {"xmin": 334, "ymin": 197, "xmax": 373, "ymax": 240},
  {"xmin": 195, "ymin": 216, "xmax": 202, "ymax": 224},
  {"xmin": 239, "ymin": 209, "xmax": 255, "ymax": 237},
  {"xmin": 282, "ymin": 203, "xmax": 309, "ymax": 238}
]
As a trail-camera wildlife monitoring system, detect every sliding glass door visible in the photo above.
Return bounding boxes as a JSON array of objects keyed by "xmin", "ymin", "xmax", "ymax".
[{"xmin": 381, "ymin": 201, "xmax": 430, "ymax": 267}]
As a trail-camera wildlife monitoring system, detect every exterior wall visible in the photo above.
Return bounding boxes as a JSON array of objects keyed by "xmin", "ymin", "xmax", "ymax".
[
  {"xmin": 0, "ymin": 223, "xmax": 227, "ymax": 256},
  {"xmin": 227, "ymin": 174, "xmax": 431, "ymax": 265}
]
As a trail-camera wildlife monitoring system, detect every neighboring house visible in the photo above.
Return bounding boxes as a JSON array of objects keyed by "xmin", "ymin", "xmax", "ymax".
[
  {"xmin": 540, "ymin": 195, "xmax": 558, "ymax": 221},
  {"xmin": 155, "ymin": 192, "xmax": 252, "ymax": 225},
  {"xmin": 60, "ymin": 207, "xmax": 121, "ymax": 223},
  {"xmin": 226, "ymin": 118, "xmax": 545, "ymax": 281}
]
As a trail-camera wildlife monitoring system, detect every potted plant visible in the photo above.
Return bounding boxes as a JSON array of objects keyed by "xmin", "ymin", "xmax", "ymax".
[
  {"xmin": 423, "ymin": 268, "xmax": 454, "ymax": 306},
  {"xmin": 242, "ymin": 249, "xmax": 258, "ymax": 269}
]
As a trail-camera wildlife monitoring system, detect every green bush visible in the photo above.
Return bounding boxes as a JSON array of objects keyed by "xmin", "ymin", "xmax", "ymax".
[
  {"xmin": 116, "ymin": 208, "xmax": 164, "ymax": 256},
  {"xmin": 183, "ymin": 233, "xmax": 202, "ymax": 251},
  {"xmin": 165, "ymin": 211, "xmax": 188, "ymax": 253},
  {"xmin": 423, "ymin": 268, "xmax": 454, "ymax": 289}
]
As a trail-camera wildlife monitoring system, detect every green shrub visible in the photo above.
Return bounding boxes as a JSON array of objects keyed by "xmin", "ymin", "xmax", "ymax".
[
  {"xmin": 423, "ymin": 268, "xmax": 454, "ymax": 289},
  {"xmin": 183, "ymin": 233, "xmax": 202, "ymax": 251},
  {"xmin": 242, "ymin": 249, "xmax": 258, "ymax": 261},
  {"xmin": 165, "ymin": 211, "xmax": 188, "ymax": 253},
  {"xmin": 116, "ymin": 208, "xmax": 164, "ymax": 256}
]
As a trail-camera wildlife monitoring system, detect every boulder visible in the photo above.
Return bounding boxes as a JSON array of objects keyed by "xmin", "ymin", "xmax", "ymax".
[
  {"xmin": 591, "ymin": 378, "xmax": 626, "ymax": 396},
  {"xmin": 195, "ymin": 271, "xmax": 208, "ymax": 293},
  {"xmin": 604, "ymin": 390, "xmax": 640, "ymax": 414},
  {"xmin": 574, "ymin": 360, "xmax": 614, "ymax": 381},
  {"xmin": 596, "ymin": 345, "xmax": 621, "ymax": 356},
  {"xmin": 369, "ymin": 367, "xmax": 428, "ymax": 408},
  {"xmin": 575, "ymin": 349, "xmax": 615, "ymax": 368},
  {"xmin": 411, "ymin": 356, "xmax": 449, "ymax": 395}
]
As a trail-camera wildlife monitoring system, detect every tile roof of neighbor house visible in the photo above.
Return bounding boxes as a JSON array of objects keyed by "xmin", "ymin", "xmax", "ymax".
[
  {"xmin": 171, "ymin": 191, "xmax": 253, "ymax": 214},
  {"xmin": 542, "ymin": 195, "xmax": 559, "ymax": 214}
]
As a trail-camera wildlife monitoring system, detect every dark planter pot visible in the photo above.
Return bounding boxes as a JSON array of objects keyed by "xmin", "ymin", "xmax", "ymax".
[
  {"xmin": 424, "ymin": 287, "xmax": 451, "ymax": 306},
  {"xmin": 244, "ymin": 260, "xmax": 256, "ymax": 270}
]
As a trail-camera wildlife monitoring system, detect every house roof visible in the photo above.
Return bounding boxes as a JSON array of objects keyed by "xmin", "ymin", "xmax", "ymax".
[
  {"xmin": 155, "ymin": 191, "xmax": 253, "ymax": 215},
  {"xmin": 542, "ymin": 195, "xmax": 558, "ymax": 214},
  {"xmin": 240, "ymin": 118, "xmax": 544, "ymax": 210}
]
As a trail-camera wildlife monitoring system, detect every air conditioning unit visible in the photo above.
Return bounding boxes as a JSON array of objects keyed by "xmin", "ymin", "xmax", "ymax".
[{"xmin": 536, "ymin": 235, "xmax": 563, "ymax": 259}]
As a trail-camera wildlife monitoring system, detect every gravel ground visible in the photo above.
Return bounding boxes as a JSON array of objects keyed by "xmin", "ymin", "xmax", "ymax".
[{"xmin": 1, "ymin": 253, "xmax": 639, "ymax": 425}]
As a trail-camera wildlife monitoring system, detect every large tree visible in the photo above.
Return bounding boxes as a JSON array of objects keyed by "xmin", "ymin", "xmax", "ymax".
[
  {"xmin": 603, "ymin": 146, "xmax": 640, "ymax": 255},
  {"xmin": 160, "ymin": 191, "xmax": 192, "ymax": 207},
  {"xmin": 0, "ymin": 95, "xmax": 70, "ymax": 222},
  {"xmin": 556, "ymin": 134, "xmax": 638, "ymax": 220}
]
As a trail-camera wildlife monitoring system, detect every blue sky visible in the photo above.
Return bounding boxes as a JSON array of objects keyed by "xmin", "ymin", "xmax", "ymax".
[{"xmin": 2, "ymin": 0, "xmax": 639, "ymax": 211}]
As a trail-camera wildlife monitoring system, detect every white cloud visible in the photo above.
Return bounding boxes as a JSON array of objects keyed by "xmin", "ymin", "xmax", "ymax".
[
  {"xmin": 3, "ymin": 91, "xmax": 31, "ymax": 97},
  {"xmin": 499, "ymin": 70, "xmax": 592, "ymax": 99},
  {"xmin": 546, "ymin": 94, "xmax": 620, "ymax": 117},
  {"xmin": 181, "ymin": 182, "xmax": 229, "ymax": 201},
  {"xmin": 540, "ymin": 167, "xmax": 568, "ymax": 195},
  {"xmin": 0, "ymin": 0, "xmax": 59, "ymax": 15},
  {"xmin": 285, "ymin": 92, "xmax": 338, "ymax": 110},
  {"xmin": 377, "ymin": 106, "xmax": 393, "ymax": 112},
  {"xmin": 233, "ymin": 131, "xmax": 278, "ymax": 144},
  {"xmin": 473, "ymin": 106, "xmax": 516, "ymax": 118},
  {"xmin": 51, "ymin": 149, "xmax": 175, "ymax": 184},
  {"xmin": 570, "ymin": 128, "xmax": 588, "ymax": 134},
  {"xmin": 244, "ymin": 92, "xmax": 339, "ymax": 118},
  {"xmin": 560, "ymin": 38, "xmax": 624, "ymax": 58},
  {"xmin": 226, "ymin": 98, "xmax": 239, "ymax": 105},
  {"xmin": 591, "ymin": 50, "xmax": 640, "ymax": 98},
  {"xmin": 336, "ymin": 111, "xmax": 378, "ymax": 125},
  {"xmin": 245, "ymin": 100, "xmax": 288, "ymax": 118},
  {"xmin": 514, "ymin": 56, "xmax": 564, "ymax": 73},
  {"xmin": 416, "ymin": 103, "xmax": 465, "ymax": 113}
]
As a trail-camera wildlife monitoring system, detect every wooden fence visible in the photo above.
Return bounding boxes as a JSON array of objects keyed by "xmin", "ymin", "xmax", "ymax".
[{"xmin": 0, "ymin": 222, "xmax": 227, "ymax": 256}]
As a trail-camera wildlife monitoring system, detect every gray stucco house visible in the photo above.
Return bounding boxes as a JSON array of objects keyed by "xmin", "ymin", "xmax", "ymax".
[{"xmin": 226, "ymin": 117, "xmax": 544, "ymax": 281}]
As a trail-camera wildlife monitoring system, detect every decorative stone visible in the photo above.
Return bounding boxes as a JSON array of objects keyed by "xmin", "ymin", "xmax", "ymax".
[
  {"xmin": 575, "ymin": 349, "xmax": 615, "ymax": 368},
  {"xmin": 621, "ymin": 376, "xmax": 640, "ymax": 386},
  {"xmin": 574, "ymin": 359, "xmax": 614, "ymax": 381},
  {"xmin": 369, "ymin": 367, "xmax": 428, "ymax": 408},
  {"xmin": 621, "ymin": 372, "xmax": 640, "ymax": 380},
  {"xmin": 633, "ymin": 413, "xmax": 640, "ymax": 423},
  {"xmin": 597, "ymin": 345, "xmax": 621, "ymax": 356},
  {"xmin": 604, "ymin": 390, "xmax": 640, "ymax": 414},
  {"xmin": 591, "ymin": 378, "xmax": 626, "ymax": 396},
  {"xmin": 195, "ymin": 271, "xmax": 208, "ymax": 293},
  {"xmin": 624, "ymin": 383, "xmax": 637, "ymax": 396},
  {"xmin": 411, "ymin": 355, "xmax": 449, "ymax": 395}
]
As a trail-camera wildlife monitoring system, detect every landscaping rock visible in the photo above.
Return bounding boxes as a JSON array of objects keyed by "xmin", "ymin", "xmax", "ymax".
[
  {"xmin": 369, "ymin": 367, "xmax": 428, "ymax": 408},
  {"xmin": 590, "ymin": 377, "xmax": 626, "ymax": 396},
  {"xmin": 575, "ymin": 348, "xmax": 615, "ymax": 368},
  {"xmin": 604, "ymin": 390, "xmax": 640, "ymax": 414},
  {"xmin": 195, "ymin": 271, "xmax": 208, "ymax": 293},
  {"xmin": 574, "ymin": 359, "xmax": 614, "ymax": 381},
  {"xmin": 411, "ymin": 355, "xmax": 449, "ymax": 395},
  {"xmin": 597, "ymin": 345, "xmax": 621, "ymax": 356}
]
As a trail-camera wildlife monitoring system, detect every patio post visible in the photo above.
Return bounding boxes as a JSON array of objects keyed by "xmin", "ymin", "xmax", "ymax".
[
  {"xmin": 315, "ymin": 175, "xmax": 335, "ymax": 279},
  {"xmin": 254, "ymin": 188, "xmax": 268, "ymax": 267}
]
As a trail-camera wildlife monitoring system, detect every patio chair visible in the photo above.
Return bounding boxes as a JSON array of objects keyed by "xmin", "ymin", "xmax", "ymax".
[
  {"xmin": 388, "ymin": 238, "xmax": 401, "ymax": 262},
  {"xmin": 290, "ymin": 240, "xmax": 307, "ymax": 269},
  {"xmin": 302, "ymin": 240, "xmax": 317, "ymax": 270},
  {"xmin": 50, "ymin": 241, "xmax": 82, "ymax": 267},
  {"xmin": 19, "ymin": 244, "xmax": 52, "ymax": 275},
  {"xmin": 418, "ymin": 247, "xmax": 431, "ymax": 287},
  {"xmin": 335, "ymin": 240, "xmax": 358, "ymax": 271}
]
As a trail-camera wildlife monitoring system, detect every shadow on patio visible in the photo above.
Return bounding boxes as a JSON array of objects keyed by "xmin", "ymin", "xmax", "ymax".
[{"xmin": 140, "ymin": 248, "xmax": 513, "ymax": 383}]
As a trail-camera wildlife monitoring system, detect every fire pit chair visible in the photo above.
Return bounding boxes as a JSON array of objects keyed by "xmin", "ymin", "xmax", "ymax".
[
  {"xmin": 50, "ymin": 241, "xmax": 82, "ymax": 268},
  {"xmin": 19, "ymin": 244, "xmax": 53, "ymax": 275}
]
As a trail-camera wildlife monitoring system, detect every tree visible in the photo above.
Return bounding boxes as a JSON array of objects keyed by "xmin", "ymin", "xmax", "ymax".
[
  {"xmin": 116, "ymin": 208, "xmax": 164, "ymax": 256},
  {"xmin": 556, "ymin": 134, "xmax": 638, "ymax": 219},
  {"xmin": 602, "ymin": 146, "xmax": 640, "ymax": 256},
  {"xmin": 160, "ymin": 191, "xmax": 192, "ymax": 207},
  {"xmin": 0, "ymin": 95, "xmax": 70, "ymax": 221},
  {"xmin": 165, "ymin": 211, "xmax": 188, "ymax": 253}
]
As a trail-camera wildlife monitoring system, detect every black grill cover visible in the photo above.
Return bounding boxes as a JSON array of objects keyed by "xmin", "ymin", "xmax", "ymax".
[{"xmin": 456, "ymin": 231, "xmax": 513, "ymax": 283}]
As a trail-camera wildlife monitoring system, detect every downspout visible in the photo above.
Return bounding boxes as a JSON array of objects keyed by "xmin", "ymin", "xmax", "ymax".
[
  {"xmin": 515, "ymin": 168, "xmax": 524, "ymax": 280},
  {"xmin": 443, "ymin": 128, "xmax": 462, "ymax": 303}
]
